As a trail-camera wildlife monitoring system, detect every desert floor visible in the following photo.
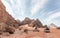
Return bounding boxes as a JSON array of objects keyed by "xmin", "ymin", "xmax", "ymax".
[{"xmin": 0, "ymin": 28, "xmax": 60, "ymax": 38}]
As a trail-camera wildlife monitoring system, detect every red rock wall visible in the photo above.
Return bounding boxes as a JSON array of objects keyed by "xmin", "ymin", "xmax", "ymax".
[{"xmin": 0, "ymin": 0, "xmax": 18, "ymax": 27}]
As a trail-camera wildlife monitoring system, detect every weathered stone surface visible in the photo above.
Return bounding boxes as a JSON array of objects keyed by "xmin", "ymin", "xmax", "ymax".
[
  {"xmin": 21, "ymin": 17, "xmax": 32, "ymax": 25},
  {"xmin": 0, "ymin": 0, "xmax": 18, "ymax": 28},
  {"xmin": 0, "ymin": 22, "xmax": 8, "ymax": 35},
  {"xmin": 44, "ymin": 25, "xmax": 50, "ymax": 33},
  {"xmin": 0, "ymin": 0, "xmax": 19, "ymax": 35},
  {"xmin": 35, "ymin": 19, "xmax": 43, "ymax": 27},
  {"xmin": 21, "ymin": 17, "xmax": 43, "ymax": 28},
  {"xmin": 29, "ymin": 19, "xmax": 43, "ymax": 28},
  {"xmin": 0, "ymin": 22, "xmax": 15, "ymax": 34},
  {"xmin": 16, "ymin": 19, "xmax": 22, "ymax": 26},
  {"xmin": 5, "ymin": 26, "xmax": 15, "ymax": 34}
]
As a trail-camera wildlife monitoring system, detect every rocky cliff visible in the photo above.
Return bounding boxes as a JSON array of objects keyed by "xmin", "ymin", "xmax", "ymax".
[{"xmin": 0, "ymin": 0, "xmax": 18, "ymax": 27}]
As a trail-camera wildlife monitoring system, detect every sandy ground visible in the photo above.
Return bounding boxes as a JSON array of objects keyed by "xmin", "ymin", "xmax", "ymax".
[{"xmin": 0, "ymin": 28, "xmax": 60, "ymax": 38}]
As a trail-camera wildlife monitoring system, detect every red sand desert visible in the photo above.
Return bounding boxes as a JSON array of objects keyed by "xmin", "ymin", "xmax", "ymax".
[{"xmin": 0, "ymin": 27, "xmax": 60, "ymax": 38}]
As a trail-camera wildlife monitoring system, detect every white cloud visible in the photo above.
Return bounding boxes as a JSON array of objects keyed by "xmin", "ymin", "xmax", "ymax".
[
  {"xmin": 31, "ymin": 0, "xmax": 48, "ymax": 15},
  {"xmin": 48, "ymin": 12, "xmax": 60, "ymax": 21}
]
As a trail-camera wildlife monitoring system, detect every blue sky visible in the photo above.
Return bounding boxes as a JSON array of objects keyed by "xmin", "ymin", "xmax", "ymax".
[{"xmin": 2, "ymin": 0, "xmax": 60, "ymax": 26}]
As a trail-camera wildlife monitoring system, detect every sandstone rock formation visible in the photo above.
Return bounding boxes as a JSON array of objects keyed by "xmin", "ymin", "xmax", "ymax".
[
  {"xmin": 19, "ymin": 18, "xmax": 43, "ymax": 32},
  {"xmin": 5, "ymin": 26, "xmax": 15, "ymax": 34},
  {"xmin": 35, "ymin": 19, "xmax": 43, "ymax": 27},
  {"xmin": 0, "ymin": 22, "xmax": 8, "ymax": 35},
  {"xmin": 0, "ymin": 0, "xmax": 18, "ymax": 28},
  {"xmin": 21, "ymin": 17, "xmax": 43, "ymax": 28},
  {"xmin": 0, "ymin": 0, "xmax": 18, "ymax": 35},
  {"xmin": 19, "ymin": 24, "xmax": 36, "ymax": 33},
  {"xmin": 29, "ymin": 19, "xmax": 43, "ymax": 28},
  {"xmin": 0, "ymin": 22, "xmax": 15, "ymax": 34},
  {"xmin": 21, "ymin": 17, "xmax": 32, "ymax": 25}
]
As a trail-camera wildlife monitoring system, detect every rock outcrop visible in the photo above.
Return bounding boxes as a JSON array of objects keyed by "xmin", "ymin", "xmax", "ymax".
[
  {"xmin": 0, "ymin": 0, "xmax": 18, "ymax": 28},
  {"xmin": 21, "ymin": 17, "xmax": 43, "ymax": 28},
  {"xmin": 0, "ymin": 22, "xmax": 15, "ymax": 34},
  {"xmin": 21, "ymin": 17, "xmax": 32, "ymax": 25},
  {"xmin": 0, "ymin": 0, "xmax": 18, "ymax": 34},
  {"xmin": 0, "ymin": 22, "xmax": 8, "ymax": 34},
  {"xmin": 29, "ymin": 19, "xmax": 43, "ymax": 28},
  {"xmin": 44, "ymin": 25, "xmax": 50, "ymax": 33},
  {"xmin": 5, "ymin": 26, "xmax": 15, "ymax": 34}
]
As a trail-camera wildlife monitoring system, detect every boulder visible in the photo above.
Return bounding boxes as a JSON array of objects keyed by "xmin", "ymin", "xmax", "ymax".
[{"xmin": 44, "ymin": 25, "xmax": 50, "ymax": 33}]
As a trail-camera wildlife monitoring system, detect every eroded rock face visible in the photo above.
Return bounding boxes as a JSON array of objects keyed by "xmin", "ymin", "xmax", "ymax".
[
  {"xmin": 5, "ymin": 26, "xmax": 15, "ymax": 34},
  {"xmin": 29, "ymin": 19, "xmax": 43, "ymax": 28},
  {"xmin": 21, "ymin": 17, "xmax": 43, "ymax": 28},
  {"xmin": 0, "ymin": 22, "xmax": 15, "ymax": 34},
  {"xmin": 0, "ymin": 22, "xmax": 8, "ymax": 35},
  {"xmin": 0, "ymin": 0, "xmax": 18, "ymax": 35},
  {"xmin": 0, "ymin": 0, "xmax": 18, "ymax": 28},
  {"xmin": 35, "ymin": 19, "xmax": 43, "ymax": 28},
  {"xmin": 21, "ymin": 17, "xmax": 32, "ymax": 25}
]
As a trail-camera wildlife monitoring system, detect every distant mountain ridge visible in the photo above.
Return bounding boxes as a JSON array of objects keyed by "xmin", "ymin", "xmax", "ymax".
[{"xmin": 49, "ymin": 23, "xmax": 57, "ymax": 28}]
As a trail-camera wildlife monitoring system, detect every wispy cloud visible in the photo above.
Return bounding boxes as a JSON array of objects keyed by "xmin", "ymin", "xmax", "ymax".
[
  {"xmin": 31, "ymin": 0, "xmax": 48, "ymax": 15},
  {"xmin": 48, "ymin": 11, "xmax": 60, "ymax": 21}
]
